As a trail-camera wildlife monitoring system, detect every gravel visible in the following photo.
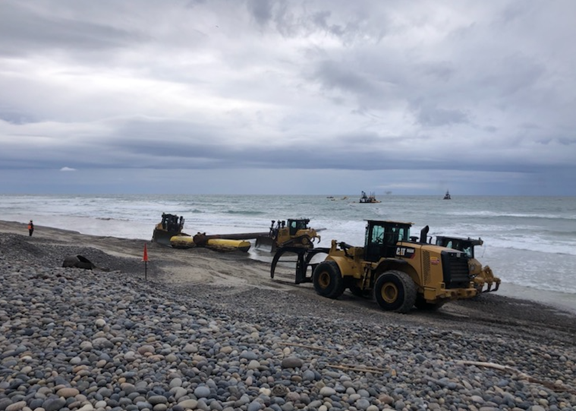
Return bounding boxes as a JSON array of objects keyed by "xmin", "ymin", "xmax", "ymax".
[{"xmin": 1, "ymin": 232, "xmax": 576, "ymax": 411}]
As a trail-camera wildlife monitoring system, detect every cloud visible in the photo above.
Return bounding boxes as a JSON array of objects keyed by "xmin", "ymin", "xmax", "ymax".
[
  {"xmin": 0, "ymin": 0, "xmax": 575, "ymax": 195},
  {"xmin": 60, "ymin": 167, "xmax": 76, "ymax": 172}
]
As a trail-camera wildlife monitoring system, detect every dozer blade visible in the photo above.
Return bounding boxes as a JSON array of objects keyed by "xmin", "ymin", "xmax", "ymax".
[
  {"xmin": 255, "ymin": 236, "xmax": 276, "ymax": 253},
  {"xmin": 152, "ymin": 228, "xmax": 185, "ymax": 247}
]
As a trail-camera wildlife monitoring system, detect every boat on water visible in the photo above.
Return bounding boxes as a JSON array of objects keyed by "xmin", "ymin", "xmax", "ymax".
[
  {"xmin": 359, "ymin": 191, "xmax": 381, "ymax": 203},
  {"xmin": 443, "ymin": 191, "xmax": 451, "ymax": 200}
]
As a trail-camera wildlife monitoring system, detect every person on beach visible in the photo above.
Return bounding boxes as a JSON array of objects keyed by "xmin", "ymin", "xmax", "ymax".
[{"xmin": 28, "ymin": 220, "xmax": 34, "ymax": 236}]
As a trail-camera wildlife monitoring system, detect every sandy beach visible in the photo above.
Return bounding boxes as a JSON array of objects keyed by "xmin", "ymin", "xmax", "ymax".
[
  {"xmin": 1, "ymin": 219, "xmax": 576, "ymax": 410},
  {"xmin": 1, "ymin": 219, "xmax": 575, "ymax": 342}
]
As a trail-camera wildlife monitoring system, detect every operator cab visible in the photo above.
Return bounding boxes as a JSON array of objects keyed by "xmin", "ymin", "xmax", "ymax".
[
  {"xmin": 364, "ymin": 220, "xmax": 412, "ymax": 262},
  {"xmin": 435, "ymin": 236, "xmax": 483, "ymax": 258},
  {"xmin": 287, "ymin": 219, "xmax": 311, "ymax": 236}
]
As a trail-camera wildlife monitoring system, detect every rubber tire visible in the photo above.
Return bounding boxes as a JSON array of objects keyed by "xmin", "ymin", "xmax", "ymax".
[
  {"xmin": 374, "ymin": 270, "xmax": 417, "ymax": 313},
  {"xmin": 348, "ymin": 284, "xmax": 367, "ymax": 298},
  {"xmin": 313, "ymin": 261, "xmax": 345, "ymax": 299},
  {"xmin": 415, "ymin": 295, "xmax": 444, "ymax": 311}
]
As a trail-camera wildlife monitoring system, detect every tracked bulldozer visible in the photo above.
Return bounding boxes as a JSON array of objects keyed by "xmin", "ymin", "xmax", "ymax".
[
  {"xmin": 256, "ymin": 219, "xmax": 322, "ymax": 252},
  {"xmin": 259, "ymin": 219, "xmax": 329, "ymax": 284},
  {"xmin": 271, "ymin": 220, "xmax": 478, "ymax": 313},
  {"xmin": 152, "ymin": 213, "xmax": 187, "ymax": 246},
  {"xmin": 434, "ymin": 236, "xmax": 500, "ymax": 293}
]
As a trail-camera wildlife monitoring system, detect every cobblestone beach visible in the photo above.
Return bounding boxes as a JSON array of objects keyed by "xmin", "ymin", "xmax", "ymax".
[{"xmin": 1, "ymin": 223, "xmax": 576, "ymax": 411}]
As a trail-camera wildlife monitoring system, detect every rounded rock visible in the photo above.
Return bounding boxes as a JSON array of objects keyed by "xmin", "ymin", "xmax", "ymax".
[
  {"xmin": 319, "ymin": 387, "xmax": 336, "ymax": 396},
  {"xmin": 281, "ymin": 357, "xmax": 303, "ymax": 369},
  {"xmin": 148, "ymin": 395, "xmax": 168, "ymax": 405},
  {"xmin": 5, "ymin": 401, "xmax": 27, "ymax": 411},
  {"xmin": 178, "ymin": 399, "xmax": 198, "ymax": 409},
  {"xmin": 194, "ymin": 386, "xmax": 211, "ymax": 398}
]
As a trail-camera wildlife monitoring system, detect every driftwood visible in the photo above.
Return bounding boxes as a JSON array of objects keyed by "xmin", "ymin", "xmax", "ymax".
[
  {"xmin": 276, "ymin": 346, "xmax": 575, "ymax": 392},
  {"xmin": 457, "ymin": 360, "xmax": 576, "ymax": 394}
]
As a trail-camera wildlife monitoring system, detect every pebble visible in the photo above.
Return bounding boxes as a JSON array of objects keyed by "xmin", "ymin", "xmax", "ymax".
[{"xmin": 0, "ymin": 233, "xmax": 575, "ymax": 411}]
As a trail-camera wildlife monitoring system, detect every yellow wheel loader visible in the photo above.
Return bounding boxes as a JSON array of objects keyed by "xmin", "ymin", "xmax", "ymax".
[
  {"xmin": 434, "ymin": 236, "xmax": 500, "ymax": 293},
  {"xmin": 272, "ymin": 221, "xmax": 478, "ymax": 313}
]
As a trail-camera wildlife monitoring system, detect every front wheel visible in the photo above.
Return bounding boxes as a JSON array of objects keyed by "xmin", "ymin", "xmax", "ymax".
[
  {"xmin": 374, "ymin": 270, "xmax": 417, "ymax": 313},
  {"xmin": 313, "ymin": 261, "xmax": 345, "ymax": 299}
]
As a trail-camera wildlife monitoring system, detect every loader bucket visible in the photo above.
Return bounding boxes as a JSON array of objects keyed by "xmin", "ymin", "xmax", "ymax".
[{"xmin": 473, "ymin": 265, "xmax": 501, "ymax": 293}]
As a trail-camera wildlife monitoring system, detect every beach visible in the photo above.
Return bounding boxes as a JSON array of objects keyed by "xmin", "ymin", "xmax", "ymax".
[{"xmin": 1, "ymin": 220, "xmax": 576, "ymax": 410}]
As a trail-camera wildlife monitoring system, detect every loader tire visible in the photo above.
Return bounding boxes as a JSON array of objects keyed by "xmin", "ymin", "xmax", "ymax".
[
  {"xmin": 415, "ymin": 295, "xmax": 445, "ymax": 311},
  {"xmin": 348, "ymin": 284, "xmax": 364, "ymax": 297},
  {"xmin": 374, "ymin": 270, "xmax": 417, "ymax": 313},
  {"xmin": 348, "ymin": 283, "xmax": 369, "ymax": 298},
  {"xmin": 313, "ymin": 261, "xmax": 345, "ymax": 299}
]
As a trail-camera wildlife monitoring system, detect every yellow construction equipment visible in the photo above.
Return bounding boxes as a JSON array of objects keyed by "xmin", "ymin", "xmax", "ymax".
[
  {"xmin": 152, "ymin": 213, "xmax": 267, "ymax": 253},
  {"xmin": 271, "ymin": 221, "xmax": 479, "ymax": 313},
  {"xmin": 152, "ymin": 213, "xmax": 187, "ymax": 246},
  {"xmin": 434, "ymin": 236, "xmax": 500, "ymax": 293},
  {"xmin": 258, "ymin": 219, "xmax": 326, "ymax": 284},
  {"xmin": 256, "ymin": 219, "xmax": 322, "ymax": 253}
]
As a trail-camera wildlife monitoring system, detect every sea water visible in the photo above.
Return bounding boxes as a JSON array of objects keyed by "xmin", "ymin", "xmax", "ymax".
[{"xmin": 1, "ymin": 194, "xmax": 575, "ymax": 313}]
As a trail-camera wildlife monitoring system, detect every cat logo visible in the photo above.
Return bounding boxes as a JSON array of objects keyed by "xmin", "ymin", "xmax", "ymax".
[
  {"xmin": 430, "ymin": 257, "xmax": 440, "ymax": 265},
  {"xmin": 396, "ymin": 246, "xmax": 415, "ymax": 258}
]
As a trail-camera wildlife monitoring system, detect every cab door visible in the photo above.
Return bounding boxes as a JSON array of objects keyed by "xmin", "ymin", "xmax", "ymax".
[{"xmin": 365, "ymin": 224, "xmax": 400, "ymax": 261}]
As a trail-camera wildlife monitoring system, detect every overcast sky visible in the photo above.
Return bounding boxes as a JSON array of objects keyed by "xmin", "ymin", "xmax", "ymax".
[{"xmin": 1, "ymin": 0, "xmax": 575, "ymax": 196}]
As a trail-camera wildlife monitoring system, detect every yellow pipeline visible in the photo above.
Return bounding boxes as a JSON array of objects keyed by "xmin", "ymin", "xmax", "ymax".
[{"xmin": 206, "ymin": 239, "xmax": 251, "ymax": 252}]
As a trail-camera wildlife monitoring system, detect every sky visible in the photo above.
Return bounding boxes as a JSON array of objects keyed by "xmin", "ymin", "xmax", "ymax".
[{"xmin": 1, "ymin": 0, "xmax": 575, "ymax": 196}]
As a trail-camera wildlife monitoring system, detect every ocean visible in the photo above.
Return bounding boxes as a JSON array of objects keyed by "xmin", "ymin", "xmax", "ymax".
[{"xmin": 1, "ymin": 194, "xmax": 575, "ymax": 313}]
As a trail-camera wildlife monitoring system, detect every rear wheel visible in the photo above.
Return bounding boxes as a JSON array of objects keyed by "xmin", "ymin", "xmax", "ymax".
[
  {"xmin": 374, "ymin": 270, "xmax": 417, "ymax": 313},
  {"xmin": 313, "ymin": 261, "xmax": 345, "ymax": 299}
]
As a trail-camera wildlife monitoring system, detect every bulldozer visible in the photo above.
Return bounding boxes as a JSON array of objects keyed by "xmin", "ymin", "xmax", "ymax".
[
  {"xmin": 152, "ymin": 213, "xmax": 187, "ymax": 246},
  {"xmin": 271, "ymin": 220, "xmax": 478, "ymax": 313},
  {"xmin": 256, "ymin": 219, "xmax": 322, "ymax": 252},
  {"xmin": 257, "ymin": 219, "xmax": 329, "ymax": 284},
  {"xmin": 434, "ymin": 236, "xmax": 500, "ymax": 293}
]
